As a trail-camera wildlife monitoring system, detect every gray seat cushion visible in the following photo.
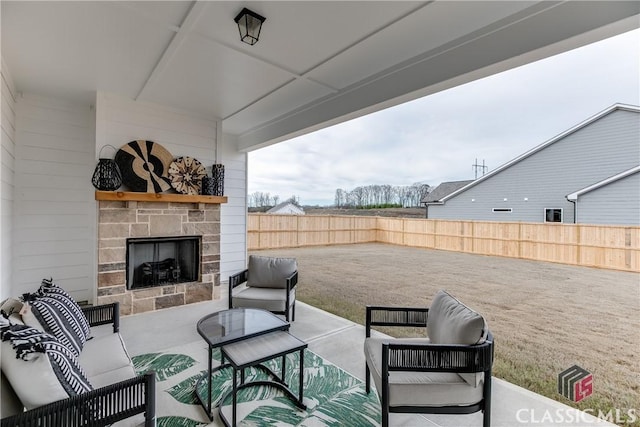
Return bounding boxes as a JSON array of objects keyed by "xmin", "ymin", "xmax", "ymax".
[
  {"xmin": 232, "ymin": 287, "xmax": 296, "ymax": 313},
  {"xmin": 79, "ymin": 332, "xmax": 134, "ymax": 378},
  {"xmin": 88, "ymin": 365, "xmax": 137, "ymax": 389},
  {"xmin": 364, "ymin": 337, "xmax": 484, "ymax": 407},
  {"xmin": 247, "ymin": 256, "xmax": 297, "ymax": 289}
]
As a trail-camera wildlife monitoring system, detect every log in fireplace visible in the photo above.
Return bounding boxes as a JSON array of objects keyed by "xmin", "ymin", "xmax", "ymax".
[{"xmin": 126, "ymin": 236, "xmax": 201, "ymax": 289}]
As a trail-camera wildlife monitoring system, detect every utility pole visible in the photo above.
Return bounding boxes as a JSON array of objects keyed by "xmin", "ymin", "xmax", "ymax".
[{"xmin": 472, "ymin": 158, "xmax": 488, "ymax": 179}]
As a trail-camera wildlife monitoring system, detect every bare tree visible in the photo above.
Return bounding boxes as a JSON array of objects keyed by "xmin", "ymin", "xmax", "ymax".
[
  {"xmin": 334, "ymin": 188, "xmax": 347, "ymax": 207},
  {"xmin": 247, "ymin": 192, "xmax": 281, "ymax": 208},
  {"xmin": 333, "ymin": 182, "xmax": 431, "ymax": 208},
  {"xmin": 285, "ymin": 195, "xmax": 300, "ymax": 206}
]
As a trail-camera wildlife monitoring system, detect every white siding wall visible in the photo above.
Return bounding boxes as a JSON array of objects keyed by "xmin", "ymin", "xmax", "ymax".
[
  {"xmin": 577, "ymin": 172, "xmax": 640, "ymax": 225},
  {"xmin": 1, "ymin": 59, "xmax": 17, "ymax": 300},
  {"xmin": 14, "ymin": 94, "xmax": 95, "ymax": 302},
  {"xmin": 219, "ymin": 133, "xmax": 247, "ymax": 283},
  {"xmin": 95, "ymin": 93, "xmax": 247, "ymax": 287},
  {"xmin": 429, "ymin": 109, "xmax": 640, "ymax": 223}
]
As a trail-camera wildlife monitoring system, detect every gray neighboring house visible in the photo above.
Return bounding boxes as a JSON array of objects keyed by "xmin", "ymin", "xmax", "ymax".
[
  {"xmin": 426, "ymin": 104, "xmax": 640, "ymax": 225},
  {"xmin": 422, "ymin": 180, "xmax": 473, "ymax": 219}
]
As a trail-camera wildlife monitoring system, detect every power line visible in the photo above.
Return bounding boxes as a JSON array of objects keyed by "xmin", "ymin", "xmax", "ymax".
[{"xmin": 472, "ymin": 158, "xmax": 488, "ymax": 179}]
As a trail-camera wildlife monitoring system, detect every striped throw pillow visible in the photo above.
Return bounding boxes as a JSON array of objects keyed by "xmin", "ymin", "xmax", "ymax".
[{"xmin": 22, "ymin": 279, "xmax": 91, "ymax": 356}]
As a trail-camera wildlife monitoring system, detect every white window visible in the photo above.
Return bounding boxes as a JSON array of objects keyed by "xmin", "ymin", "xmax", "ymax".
[
  {"xmin": 492, "ymin": 208, "xmax": 512, "ymax": 213},
  {"xmin": 544, "ymin": 208, "xmax": 563, "ymax": 223}
]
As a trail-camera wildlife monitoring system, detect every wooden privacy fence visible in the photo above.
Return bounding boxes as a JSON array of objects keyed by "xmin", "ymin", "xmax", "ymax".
[{"xmin": 248, "ymin": 214, "xmax": 640, "ymax": 273}]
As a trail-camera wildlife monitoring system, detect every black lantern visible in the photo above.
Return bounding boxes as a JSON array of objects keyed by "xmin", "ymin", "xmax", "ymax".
[
  {"xmin": 91, "ymin": 145, "xmax": 122, "ymax": 191},
  {"xmin": 201, "ymin": 164, "xmax": 225, "ymax": 196},
  {"xmin": 211, "ymin": 164, "xmax": 225, "ymax": 196},
  {"xmin": 234, "ymin": 8, "xmax": 265, "ymax": 46}
]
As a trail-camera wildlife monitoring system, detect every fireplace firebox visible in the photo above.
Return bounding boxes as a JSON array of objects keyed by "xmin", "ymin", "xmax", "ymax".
[{"xmin": 126, "ymin": 236, "xmax": 201, "ymax": 289}]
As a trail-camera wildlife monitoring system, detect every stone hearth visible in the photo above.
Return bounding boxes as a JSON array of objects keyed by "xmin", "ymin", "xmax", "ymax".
[{"xmin": 97, "ymin": 199, "xmax": 221, "ymax": 315}]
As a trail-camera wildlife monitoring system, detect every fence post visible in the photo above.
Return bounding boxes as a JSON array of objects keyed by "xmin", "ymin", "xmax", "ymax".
[
  {"xmin": 576, "ymin": 223, "xmax": 581, "ymax": 266},
  {"xmin": 403, "ymin": 218, "xmax": 406, "ymax": 246},
  {"xmin": 296, "ymin": 215, "xmax": 300, "ymax": 248},
  {"xmin": 472, "ymin": 221, "xmax": 476, "ymax": 253},
  {"xmin": 518, "ymin": 222, "xmax": 522, "ymax": 259}
]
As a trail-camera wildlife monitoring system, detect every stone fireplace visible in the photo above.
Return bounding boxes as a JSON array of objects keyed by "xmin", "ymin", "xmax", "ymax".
[{"xmin": 96, "ymin": 195, "xmax": 222, "ymax": 315}]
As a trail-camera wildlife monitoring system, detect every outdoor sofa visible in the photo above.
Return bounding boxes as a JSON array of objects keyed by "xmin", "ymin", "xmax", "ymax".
[{"xmin": 0, "ymin": 280, "xmax": 155, "ymax": 427}]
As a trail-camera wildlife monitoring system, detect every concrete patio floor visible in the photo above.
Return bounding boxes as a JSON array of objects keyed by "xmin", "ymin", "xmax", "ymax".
[{"xmin": 120, "ymin": 297, "xmax": 614, "ymax": 427}]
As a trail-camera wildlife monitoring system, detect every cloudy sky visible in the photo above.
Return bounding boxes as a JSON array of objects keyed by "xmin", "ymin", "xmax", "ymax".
[{"xmin": 248, "ymin": 28, "xmax": 639, "ymax": 207}]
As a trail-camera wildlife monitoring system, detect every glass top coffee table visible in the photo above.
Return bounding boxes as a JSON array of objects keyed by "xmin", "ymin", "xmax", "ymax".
[{"xmin": 195, "ymin": 308, "xmax": 292, "ymax": 421}]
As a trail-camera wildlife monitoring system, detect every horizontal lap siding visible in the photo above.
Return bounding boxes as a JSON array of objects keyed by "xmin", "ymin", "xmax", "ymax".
[
  {"xmin": 577, "ymin": 172, "xmax": 640, "ymax": 226},
  {"xmin": 219, "ymin": 141, "xmax": 247, "ymax": 281},
  {"xmin": 15, "ymin": 94, "xmax": 95, "ymax": 302},
  {"xmin": 1, "ymin": 62, "xmax": 17, "ymax": 300},
  {"xmin": 428, "ymin": 109, "xmax": 640, "ymax": 224}
]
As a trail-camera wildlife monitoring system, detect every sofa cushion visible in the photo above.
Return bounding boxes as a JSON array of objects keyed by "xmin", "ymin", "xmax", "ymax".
[
  {"xmin": 88, "ymin": 365, "xmax": 137, "ymax": 389},
  {"xmin": 364, "ymin": 337, "xmax": 484, "ymax": 407},
  {"xmin": 427, "ymin": 290, "xmax": 486, "ymax": 345},
  {"xmin": 0, "ymin": 324, "xmax": 92, "ymax": 410},
  {"xmin": 247, "ymin": 256, "xmax": 297, "ymax": 289},
  {"xmin": 79, "ymin": 332, "xmax": 134, "ymax": 378},
  {"xmin": 21, "ymin": 278, "xmax": 91, "ymax": 356}
]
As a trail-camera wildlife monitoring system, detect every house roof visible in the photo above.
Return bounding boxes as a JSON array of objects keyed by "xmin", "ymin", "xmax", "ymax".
[
  {"xmin": 566, "ymin": 166, "xmax": 640, "ymax": 201},
  {"xmin": 267, "ymin": 202, "xmax": 304, "ymax": 214},
  {"xmin": 438, "ymin": 104, "xmax": 640, "ymax": 203},
  {"xmin": 422, "ymin": 180, "xmax": 474, "ymax": 204},
  {"xmin": 2, "ymin": 2, "xmax": 638, "ymax": 152}
]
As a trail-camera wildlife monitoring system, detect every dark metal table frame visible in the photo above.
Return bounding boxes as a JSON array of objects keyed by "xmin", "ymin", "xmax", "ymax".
[
  {"xmin": 220, "ymin": 331, "xmax": 307, "ymax": 427},
  {"xmin": 195, "ymin": 308, "xmax": 293, "ymax": 422}
]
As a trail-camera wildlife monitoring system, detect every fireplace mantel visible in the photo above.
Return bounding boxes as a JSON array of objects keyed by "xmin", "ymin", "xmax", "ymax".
[{"xmin": 95, "ymin": 191, "xmax": 227, "ymax": 204}]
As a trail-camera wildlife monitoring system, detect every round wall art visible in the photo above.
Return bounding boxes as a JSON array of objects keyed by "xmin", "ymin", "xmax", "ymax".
[
  {"xmin": 168, "ymin": 156, "xmax": 207, "ymax": 195},
  {"xmin": 115, "ymin": 140, "xmax": 173, "ymax": 193}
]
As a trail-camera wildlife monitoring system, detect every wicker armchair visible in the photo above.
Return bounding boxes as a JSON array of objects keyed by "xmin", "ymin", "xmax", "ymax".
[
  {"xmin": 229, "ymin": 255, "xmax": 298, "ymax": 321},
  {"xmin": 1, "ymin": 303, "xmax": 156, "ymax": 427},
  {"xmin": 364, "ymin": 290, "xmax": 494, "ymax": 427}
]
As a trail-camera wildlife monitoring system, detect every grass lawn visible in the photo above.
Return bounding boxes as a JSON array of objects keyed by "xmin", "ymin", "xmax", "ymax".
[{"xmin": 253, "ymin": 243, "xmax": 640, "ymax": 426}]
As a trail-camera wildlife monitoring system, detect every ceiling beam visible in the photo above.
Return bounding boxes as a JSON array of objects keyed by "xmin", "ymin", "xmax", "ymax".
[{"xmin": 136, "ymin": 1, "xmax": 208, "ymax": 101}]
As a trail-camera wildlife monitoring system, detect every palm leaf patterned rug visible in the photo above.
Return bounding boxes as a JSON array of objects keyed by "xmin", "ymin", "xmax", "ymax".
[{"xmin": 132, "ymin": 341, "xmax": 381, "ymax": 426}]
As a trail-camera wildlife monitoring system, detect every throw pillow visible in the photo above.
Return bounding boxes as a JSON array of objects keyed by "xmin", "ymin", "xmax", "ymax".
[
  {"xmin": 0, "ymin": 324, "xmax": 93, "ymax": 410},
  {"xmin": 21, "ymin": 278, "xmax": 91, "ymax": 356}
]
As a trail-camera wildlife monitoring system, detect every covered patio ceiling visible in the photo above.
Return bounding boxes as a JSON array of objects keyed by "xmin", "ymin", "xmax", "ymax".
[{"xmin": 2, "ymin": 1, "xmax": 638, "ymax": 152}]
